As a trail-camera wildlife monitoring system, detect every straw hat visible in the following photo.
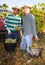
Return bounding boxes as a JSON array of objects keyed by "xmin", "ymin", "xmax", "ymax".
[
  {"xmin": 12, "ymin": 6, "xmax": 20, "ymax": 11},
  {"xmin": 22, "ymin": 5, "xmax": 31, "ymax": 9}
]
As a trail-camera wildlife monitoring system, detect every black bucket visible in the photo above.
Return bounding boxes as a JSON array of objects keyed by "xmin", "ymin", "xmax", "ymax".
[{"xmin": 4, "ymin": 43, "xmax": 17, "ymax": 52}]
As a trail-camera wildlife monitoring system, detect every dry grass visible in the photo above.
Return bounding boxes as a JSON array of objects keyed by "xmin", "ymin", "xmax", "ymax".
[{"xmin": 0, "ymin": 34, "xmax": 45, "ymax": 65}]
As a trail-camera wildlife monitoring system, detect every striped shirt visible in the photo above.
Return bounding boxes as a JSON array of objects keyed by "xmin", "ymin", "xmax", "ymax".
[{"xmin": 5, "ymin": 14, "xmax": 21, "ymax": 32}]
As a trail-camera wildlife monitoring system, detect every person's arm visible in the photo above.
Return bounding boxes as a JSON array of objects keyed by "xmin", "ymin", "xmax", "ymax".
[
  {"xmin": 4, "ymin": 15, "xmax": 11, "ymax": 34},
  {"xmin": 19, "ymin": 17, "xmax": 23, "ymax": 37},
  {"xmin": 20, "ymin": 30, "xmax": 22, "ymax": 37},
  {"xmin": 31, "ymin": 14, "xmax": 39, "ymax": 40}
]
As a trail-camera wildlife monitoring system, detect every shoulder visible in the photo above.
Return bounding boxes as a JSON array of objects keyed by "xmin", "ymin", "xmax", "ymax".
[
  {"xmin": 30, "ymin": 14, "xmax": 35, "ymax": 19},
  {"xmin": 7, "ymin": 14, "xmax": 13, "ymax": 17},
  {"xmin": 6, "ymin": 14, "xmax": 13, "ymax": 18},
  {"xmin": 17, "ymin": 15, "xmax": 21, "ymax": 20},
  {"xmin": 22, "ymin": 15, "xmax": 25, "ymax": 19},
  {"xmin": 8, "ymin": 14, "xmax": 13, "ymax": 16},
  {"xmin": 17, "ymin": 15, "xmax": 21, "ymax": 18}
]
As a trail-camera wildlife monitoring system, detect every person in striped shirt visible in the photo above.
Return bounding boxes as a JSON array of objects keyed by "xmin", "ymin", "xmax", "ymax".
[{"xmin": 4, "ymin": 7, "xmax": 21, "ymax": 53}]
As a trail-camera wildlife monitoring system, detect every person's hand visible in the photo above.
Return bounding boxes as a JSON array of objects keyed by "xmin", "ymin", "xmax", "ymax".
[
  {"xmin": 20, "ymin": 30, "xmax": 23, "ymax": 37},
  {"xmin": 7, "ymin": 29, "xmax": 11, "ymax": 35},
  {"xmin": 35, "ymin": 36, "xmax": 39, "ymax": 41},
  {"xmin": 20, "ymin": 32, "xmax": 23, "ymax": 37}
]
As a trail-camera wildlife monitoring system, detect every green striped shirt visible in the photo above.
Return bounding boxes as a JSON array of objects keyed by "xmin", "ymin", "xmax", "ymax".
[{"xmin": 5, "ymin": 14, "xmax": 21, "ymax": 32}]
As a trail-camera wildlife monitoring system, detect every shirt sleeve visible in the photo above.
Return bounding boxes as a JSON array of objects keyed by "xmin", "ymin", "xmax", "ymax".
[
  {"xmin": 4, "ymin": 15, "xmax": 9, "ymax": 30},
  {"xmin": 31, "ymin": 14, "xmax": 37, "ymax": 37}
]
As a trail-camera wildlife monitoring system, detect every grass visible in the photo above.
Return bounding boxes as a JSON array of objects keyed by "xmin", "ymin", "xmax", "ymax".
[{"xmin": 0, "ymin": 33, "xmax": 45, "ymax": 65}]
